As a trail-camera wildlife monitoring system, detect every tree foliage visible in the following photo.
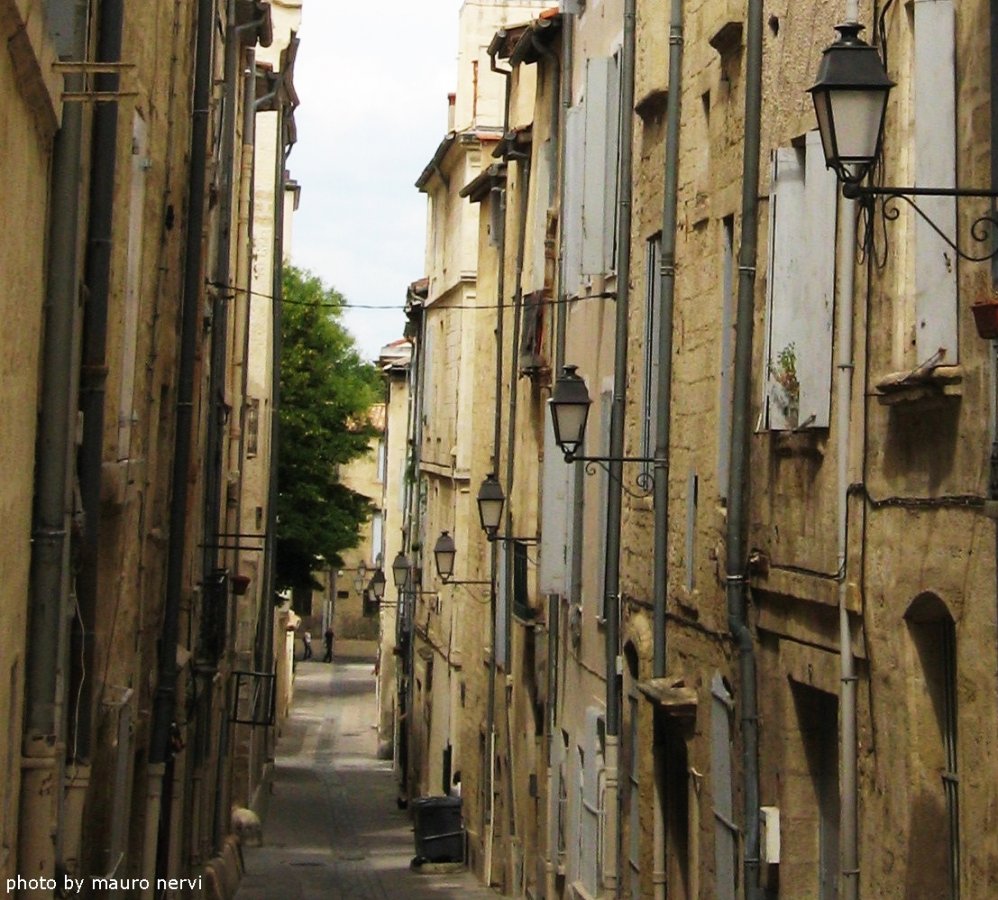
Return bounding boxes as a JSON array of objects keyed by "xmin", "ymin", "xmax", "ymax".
[{"xmin": 276, "ymin": 266, "xmax": 382, "ymax": 593}]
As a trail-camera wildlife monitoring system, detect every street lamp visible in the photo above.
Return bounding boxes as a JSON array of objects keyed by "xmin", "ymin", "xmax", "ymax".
[
  {"xmin": 548, "ymin": 365, "xmax": 591, "ymax": 459},
  {"xmin": 433, "ymin": 530, "xmax": 493, "ymax": 585},
  {"xmin": 368, "ymin": 567, "xmax": 386, "ymax": 601},
  {"xmin": 433, "ymin": 531, "xmax": 456, "ymax": 581},
  {"xmin": 477, "ymin": 474, "xmax": 505, "ymax": 538},
  {"xmin": 548, "ymin": 366, "xmax": 663, "ymax": 494},
  {"xmin": 391, "ymin": 551, "xmax": 412, "ymax": 590},
  {"xmin": 807, "ymin": 22, "xmax": 893, "ymax": 189},
  {"xmin": 808, "ymin": 22, "xmax": 998, "ymax": 261}
]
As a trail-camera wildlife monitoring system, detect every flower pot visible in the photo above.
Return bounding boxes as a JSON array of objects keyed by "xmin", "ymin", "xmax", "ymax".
[
  {"xmin": 972, "ymin": 301, "xmax": 998, "ymax": 339},
  {"xmin": 231, "ymin": 573, "xmax": 251, "ymax": 595}
]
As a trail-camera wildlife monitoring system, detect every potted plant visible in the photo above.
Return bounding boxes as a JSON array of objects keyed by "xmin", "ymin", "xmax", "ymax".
[
  {"xmin": 769, "ymin": 342, "xmax": 800, "ymax": 428},
  {"xmin": 971, "ymin": 288, "xmax": 998, "ymax": 339}
]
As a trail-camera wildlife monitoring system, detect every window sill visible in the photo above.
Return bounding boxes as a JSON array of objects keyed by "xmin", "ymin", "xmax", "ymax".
[
  {"xmin": 770, "ymin": 429, "xmax": 827, "ymax": 459},
  {"xmin": 874, "ymin": 364, "xmax": 963, "ymax": 407}
]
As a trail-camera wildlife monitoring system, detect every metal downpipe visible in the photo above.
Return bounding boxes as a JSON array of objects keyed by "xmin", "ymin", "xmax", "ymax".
[
  {"xmin": 20, "ymin": 0, "xmax": 88, "ymax": 883},
  {"xmin": 485, "ymin": 48, "xmax": 510, "ymax": 887},
  {"xmin": 836, "ymin": 196, "xmax": 859, "ymax": 900},
  {"xmin": 75, "ymin": 0, "xmax": 124, "ymax": 766},
  {"xmin": 650, "ymin": 2, "xmax": 684, "ymax": 896},
  {"xmin": 145, "ymin": 0, "xmax": 214, "ymax": 887},
  {"xmin": 725, "ymin": 0, "xmax": 764, "ymax": 895},
  {"xmin": 601, "ymin": 0, "xmax": 637, "ymax": 893}
]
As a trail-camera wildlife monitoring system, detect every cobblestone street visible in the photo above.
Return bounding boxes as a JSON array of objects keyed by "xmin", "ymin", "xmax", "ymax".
[{"xmin": 235, "ymin": 659, "xmax": 496, "ymax": 900}]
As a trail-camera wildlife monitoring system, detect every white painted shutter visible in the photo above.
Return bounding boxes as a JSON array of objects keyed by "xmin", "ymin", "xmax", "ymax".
[
  {"xmin": 764, "ymin": 131, "xmax": 837, "ymax": 430},
  {"xmin": 914, "ymin": 0, "xmax": 957, "ymax": 363},
  {"xmin": 540, "ymin": 413, "xmax": 572, "ymax": 596},
  {"xmin": 582, "ymin": 56, "xmax": 620, "ymax": 276},
  {"xmin": 564, "ymin": 105, "xmax": 585, "ymax": 297}
]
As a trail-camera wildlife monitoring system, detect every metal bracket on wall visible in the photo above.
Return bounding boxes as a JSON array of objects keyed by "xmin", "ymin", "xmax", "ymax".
[{"xmin": 54, "ymin": 61, "xmax": 138, "ymax": 102}]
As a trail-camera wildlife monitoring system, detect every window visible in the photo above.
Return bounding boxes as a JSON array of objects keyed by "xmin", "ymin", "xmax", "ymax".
[
  {"xmin": 371, "ymin": 512, "xmax": 383, "ymax": 567},
  {"xmin": 717, "ymin": 217, "xmax": 735, "ymax": 497},
  {"xmin": 580, "ymin": 707, "xmax": 605, "ymax": 896},
  {"xmin": 245, "ymin": 398, "xmax": 260, "ymax": 457},
  {"xmin": 628, "ymin": 696, "xmax": 641, "ymax": 900},
  {"xmin": 563, "ymin": 54, "xmax": 622, "ymax": 296},
  {"xmin": 684, "ymin": 472, "xmax": 698, "ymax": 592},
  {"xmin": 375, "ymin": 438, "xmax": 385, "ymax": 482},
  {"xmin": 641, "ymin": 237, "xmax": 662, "ymax": 478},
  {"xmin": 512, "ymin": 540, "xmax": 531, "ymax": 621},
  {"xmin": 596, "ymin": 385, "xmax": 613, "ymax": 620},
  {"xmin": 763, "ymin": 131, "xmax": 837, "ymax": 430}
]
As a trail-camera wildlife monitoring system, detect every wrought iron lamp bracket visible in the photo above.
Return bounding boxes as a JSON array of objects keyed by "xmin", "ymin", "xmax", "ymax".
[
  {"xmin": 842, "ymin": 183, "xmax": 998, "ymax": 263},
  {"xmin": 561, "ymin": 452, "xmax": 667, "ymax": 499}
]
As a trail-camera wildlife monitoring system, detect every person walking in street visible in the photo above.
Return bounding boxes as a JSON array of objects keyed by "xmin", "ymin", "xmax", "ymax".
[
  {"xmin": 302, "ymin": 630, "xmax": 313, "ymax": 660},
  {"xmin": 323, "ymin": 626, "xmax": 334, "ymax": 662}
]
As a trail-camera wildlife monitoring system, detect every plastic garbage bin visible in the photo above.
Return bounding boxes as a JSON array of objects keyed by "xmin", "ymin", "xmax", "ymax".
[{"xmin": 411, "ymin": 795, "xmax": 464, "ymax": 863}]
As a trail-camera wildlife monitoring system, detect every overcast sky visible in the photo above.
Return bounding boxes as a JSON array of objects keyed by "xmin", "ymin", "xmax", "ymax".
[{"xmin": 287, "ymin": 2, "xmax": 462, "ymax": 361}]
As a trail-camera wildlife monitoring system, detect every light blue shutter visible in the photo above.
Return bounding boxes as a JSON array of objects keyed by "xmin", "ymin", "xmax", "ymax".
[
  {"xmin": 914, "ymin": 0, "xmax": 957, "ymax": 363},
  {"xmin": 764, "ymin": 131, "xmax": 837, "ymax": 430}
]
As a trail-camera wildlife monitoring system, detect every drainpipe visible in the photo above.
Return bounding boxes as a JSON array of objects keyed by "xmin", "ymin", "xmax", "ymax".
[
  {"xmin": 600, "ymin": 0, "xmax": 637, "ymax": 893},
  {"xmin": 74, "ymin": 0, "xmax": 124, "ymax": 769},
  {"xmin": 19, "ymin": 1, "xmax": 88, "ymax": 884},
  {"xmin": 837, "ymin": 195, "xmax": 859, "ymax": 900},
  {"xmin": 555, "ymin": 14, "xmax": 573, "ymax": 373},
  {"xmin": 485, "ymin": 45, "xmax": 511, "ymax": 888},
  {"xmin": 503, "ymin": 147, "xmax": 531, "ymax": 890},
  {"xmin": 145, "ymin": 0, "xmax": 214, "ymax": 889},
  {"xmin": 651, "ymin": 1, "xmax": 684, "ymax": 896},
  {"xmin": 725, "ymin": 0, "xmax": 764, "ymax": 895},
  {"xmin": 543, "ymin": 18, "xmax": 569, "ymax": 898}
]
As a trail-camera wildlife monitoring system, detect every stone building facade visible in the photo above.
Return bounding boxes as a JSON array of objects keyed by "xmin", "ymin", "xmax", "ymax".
[
  {"xmin": 391, "ymin": 0, "xmax": 998, "ymax": 898},
  {"xmin": 1, "ymin": 0, "xmax": 300, "ymax": 893}
]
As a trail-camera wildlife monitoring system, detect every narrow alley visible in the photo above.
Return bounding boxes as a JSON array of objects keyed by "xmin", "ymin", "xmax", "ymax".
[{"xmin": 235, "ymin": 658, "xmax": 496, "ymax": 900}]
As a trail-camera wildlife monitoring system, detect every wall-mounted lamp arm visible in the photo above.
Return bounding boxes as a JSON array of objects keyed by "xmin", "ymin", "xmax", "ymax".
[{"xmin": 843, "ymin": 184, "xmax": 998, "ymax": 264}]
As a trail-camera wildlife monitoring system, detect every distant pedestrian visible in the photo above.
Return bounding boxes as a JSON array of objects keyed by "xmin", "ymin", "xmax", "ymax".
[
  {"xmin": 323, "ymin": 627, "xmax": 334, "ymax": 662},
  {"xmin": 302, "ymin": 630, "xmax": 312, "ymax": 660}
]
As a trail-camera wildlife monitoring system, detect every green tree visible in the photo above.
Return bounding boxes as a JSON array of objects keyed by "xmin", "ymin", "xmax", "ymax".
[{"xmin": 276, "ymin": 265, "xmax": 382, "ymax": 594}]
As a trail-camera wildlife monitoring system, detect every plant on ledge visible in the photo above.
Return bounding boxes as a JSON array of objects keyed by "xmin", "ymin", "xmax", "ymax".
[{"xmin": 769, "ymin": 342, "xmax": 800, "ymax": 428}]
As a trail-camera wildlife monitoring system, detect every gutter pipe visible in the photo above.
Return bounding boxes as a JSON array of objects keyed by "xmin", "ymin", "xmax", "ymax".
[
  {"xmin": 75, "ymin": 0, "xmax": 124, "ymax": 766},
  {"xmin": 725, "ymin": 0, "xmax": 765, "ymax": 896},
  {"xmin": 502, "ymin": 147, "xmax": 531, "ymax": 891},
  {"xmin": 539, "ymin": 18, "xmax": 567, "ymax": 900},
  {"xmin": 20, "ymin": 1, "xmax": 88, "ymax": 883},
  {"xmin": 601, "ymin": 0, "xmax": 637, "ymax": 892},
  {"xmin": 651, "ymin": 2, "xmax": 684, "ymax": 897},
  {"xmin": 485, "ymin": 43, "xmax": 511, "ymax": 888},
  {"xmin": 837, "ymin": 196, "xmax": 859, "ymax": 900},
  {"xmin": 145, "ymin": 0, "xmax": 214, "ymax": 888}
]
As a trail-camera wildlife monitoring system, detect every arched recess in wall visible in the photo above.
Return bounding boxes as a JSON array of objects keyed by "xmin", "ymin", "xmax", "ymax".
[
  {"xmin": 903, "ymin": 592, "xmax": 959, "ymax": 900},
  {"xmin": 621, "ymin": 638, "xmax": 643, "ymax": 900}
]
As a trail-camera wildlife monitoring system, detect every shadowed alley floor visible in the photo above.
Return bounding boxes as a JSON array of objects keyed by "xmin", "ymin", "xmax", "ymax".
[{"xmin": 234, "ymin": 658, "xmax": 497, "ymax": 900}]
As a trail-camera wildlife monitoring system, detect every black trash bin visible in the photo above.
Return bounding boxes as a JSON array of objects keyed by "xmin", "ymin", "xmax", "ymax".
[{"xmin": 411, "ymin": 795, "xmax": 464, "ymax": 863}]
